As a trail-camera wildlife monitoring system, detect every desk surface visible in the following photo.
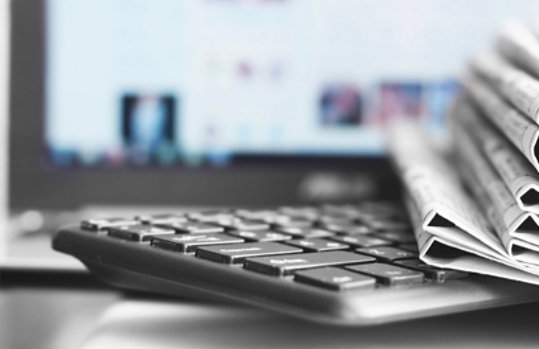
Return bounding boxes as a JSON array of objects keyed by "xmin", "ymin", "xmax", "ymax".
[
  {"xmin": 0, "ymin": 287, "xmax": 118, "ymax": 349},
  {"xmin": 2, "ymin": 285, "xmax": 539, "ymax": 349}
]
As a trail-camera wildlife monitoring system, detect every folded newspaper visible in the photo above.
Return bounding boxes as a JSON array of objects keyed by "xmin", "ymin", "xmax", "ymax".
[
  {"xmin": 388, "ymin": 103, "xmax": 539, "ymax": 285},
  {"xmin": 461, "ymin": 73, "xmax": 539, "ymax": 172},
  {"xmin": 497, "ymin": 21, "xmax": 539, "ymax": 85},
  {"xmin": 452, "ymin": 103, "xmax": 539, "ymax": 262}
]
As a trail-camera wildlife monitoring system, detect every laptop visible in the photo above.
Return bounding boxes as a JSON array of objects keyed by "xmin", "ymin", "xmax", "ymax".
[{"xmin": 3, "ymin": 0, "xmax": 539, "ymax": 276}]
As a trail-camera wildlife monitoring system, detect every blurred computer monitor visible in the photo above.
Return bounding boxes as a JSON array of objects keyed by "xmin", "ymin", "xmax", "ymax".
[{"xmin": 9, "ymin": 0, "xmax": 539, "ymax": 210}]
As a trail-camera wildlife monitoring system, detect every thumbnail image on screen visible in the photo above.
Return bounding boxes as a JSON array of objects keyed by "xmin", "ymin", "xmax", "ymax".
[{"xmin": 121, "ymin": 94, "xmax": 178, "ymax": 165}]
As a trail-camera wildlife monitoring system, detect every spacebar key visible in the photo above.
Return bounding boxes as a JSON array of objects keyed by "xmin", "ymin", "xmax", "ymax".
[{"xmin": 244, "ymin": 251, "xmax": 375, "ymax": 276}]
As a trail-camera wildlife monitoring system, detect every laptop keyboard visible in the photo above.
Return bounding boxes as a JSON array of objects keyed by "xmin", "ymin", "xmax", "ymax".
[{"xmin": 79, "ymin": 201, "xmax": 468, "ymax": 292}]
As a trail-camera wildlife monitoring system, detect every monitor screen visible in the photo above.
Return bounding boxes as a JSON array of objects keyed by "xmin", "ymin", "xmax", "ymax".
[{"xmin": 45, "ymin": 0, "xmax": 539, "ymax": 168}]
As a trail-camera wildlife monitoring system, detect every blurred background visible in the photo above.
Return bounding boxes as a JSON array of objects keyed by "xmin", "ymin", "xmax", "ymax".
[{"xmin": 5, "ymin": 0, "xmax": 539, "ymax": 213}]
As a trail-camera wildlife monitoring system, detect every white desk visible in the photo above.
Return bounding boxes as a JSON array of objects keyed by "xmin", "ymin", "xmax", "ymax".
[
  {"xmin": 82, "ymin": 298, "xmax": 539, "ymax": 349},
  {"xmin": 2, "ymin": 286, "xmax": 539, "ymax": 349}
]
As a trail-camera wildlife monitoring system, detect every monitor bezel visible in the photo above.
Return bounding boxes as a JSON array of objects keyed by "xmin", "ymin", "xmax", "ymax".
[{"xmin": 8, "ymin": 0, "xmax": 394, "ymax": 210}]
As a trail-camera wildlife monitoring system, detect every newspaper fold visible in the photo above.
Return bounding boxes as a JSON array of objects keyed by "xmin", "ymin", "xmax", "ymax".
[
  {"xmin": 497, "ymin": 21, "xmax": 539, "ymax": 80},
  {"xmin": 461, "ymin": 74, "xmax": 539, "ymax": 171},
  {"xmin": 388, "ymin": 117, "xmax": 539, "ymax": 285},
  {"xmin": 470, "ymin": 53, "xmax": 539, "ymax": 123},
  {"xmin": 450, "ymin": 102, "xmax": 539, "ymax": 265},
  {"xmin": 455, "ymin": 100, "xmax": 539, "ymax": 216},
  {"xmin": 405, "ymin": 195, "xmax": 539, "ymax": 285}
]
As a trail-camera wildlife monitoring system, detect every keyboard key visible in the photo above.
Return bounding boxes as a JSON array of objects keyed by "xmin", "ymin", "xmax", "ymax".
[
  {"xmin": 284, "ymin": 238, "xmax": 349, "ymax": 252},
  {"xmin": 355, "ymin": 246, "xmax": 417, "ymax": 262},
  {"xmin": 227, "ymin": 230, "xmax": 292, "ymax": 242},
  {"xmin": 255, "ymin": 213, "xmax": 293, "ymax": 224},
  {"xmin": 342, "ymin": 225, "xmax": 373, "ymax": 235},
  {"xmin": 274, "ymin": 220, "xmax": 314, "ymax": 229},
  {"xmin": 321, "ymin": 222, "xmax": 373, "ymax": 235},
  {"xmin": 196, "ymin": 242, "xmax": 302, "ymax": 264},
  {"xmin": 376, "ymin": 231, "xmax": 416, "ymax": 243},
  {"xmin": 150, "ymin": 233, "xmax": 244, "ymax": 252},
  {"xmin": 295, "ymin": 267, "xmax": 376, "ymax": 291},
  {"xmin": 81, "ymin": 218, "xmax": 138, "ymax": 231},
  {"xmin": 244, "ymin": 251, "xmax": 375, "ymax": 276},
  {"xmin": 108, "ymin": 225, "xmax": 174, "ymax": 242},
  {"xmin": 272, "ymin": 215, "xmax": 314, "ymax": 228},
  {"xmin": 317, "ymin": 215, "xmax": 354, "ymax": 225},
  {"xmin": 188, "ymin": 211, "xmax": 235, "ymax": 223},
  {"xmin": 346, "ymin": 263, "xmax": 425, "ymax": 286},
  {"xmin": 329, "ymin": 235, "xmax": 392, "ymax": 248},
  {"xmin": 278, "ymin": 227, "xmax": 334, "ymax": 239},
  {"xmin": 395, "ymin": 259, "xmax": 468, "ymax": 282},
  {"xmin": 218, "ymin": 219, "xmax": 270, "ymax": 231},
  {"xmin": 321, "ymin": 205, "xmax": 367, "ymax": 220},
  {"xmin": 136, "ymin": 214, "xmax": 189, "ymax": 225},
  {"xmin": 398, "ymin": 243, "xmax": 419, "ymax": 253},
  {"xmin": 155, "ymin": 221, "xmax": 224, "ymax": 234}
]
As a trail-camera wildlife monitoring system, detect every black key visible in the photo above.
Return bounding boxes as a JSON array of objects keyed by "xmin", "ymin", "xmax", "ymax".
[
  {"xmin": 244, "ymin": 251, "xmax": 375, "ymax": 276},
  {"xmin": 227, "ymin": 230, "xmax": 292, "ymax": 242},
  {"xmin": 295, "ymin": 267, "xmax": 376, "ymax": 291},
  {"xmin": 320, "ymin": 222, "xmax": 366, "ymax": 235},
  {"xmin": 196, "ymin": 242, "xmax": 302, "ymax": 264},
  {"xmin": 396, "ymin": 259, "xmax": 468, "ymax": 282},
  {"xmin": 341, "ymin": 225, "xmax": 373, "ymax": 235},
  {"xmin": 150, "ymin": 233, "xmax": 244, "ymax": 252},
  {"xmin": 278, "ymin": 227, "xmax": 334, "ymax": 239},
  {"xmin": 329, "ymin": 235, "xmax": 392, "ymax": 248},
  {"xmin": 355, "ymin": 246, "xmax": 417, "ymax": 262},
  {"xmin": 273, "ymin": 216, "xmax": 314, "ymax": 228},
  {"xmin": 218, "ymin": 219, "xmax": 270, "ymax": 231},
  {"xmin": 346, "ymin": 263, "xmax": 424, "ymax": 286},
  {"xmin": 136, "ymin": 214, "xmax": 189, "ymax": 225},
  {"xmin": 81, "ymin": 218, "xmax": 138, "ymax": 231},
  {"xmin": 108, "ymin": 225, "xmax": 174, "ymax": 242},
  {"xmin": 376, "ymin": 231, "xmax": 415, "ymax": 243},
  {"xmin": 284, "ymin": 238, "xmax": 349, "ymax": 252},
  {"xmin": 188, "ymin": 211, "xmax": 235, "ymax": 223},
  {"xmin": 155, "ymin": 221, "xmax": 224, "ymax": 234},
  {"xmin": 256, "ymin": 213, "xmax": 294, "ymax": 225}
]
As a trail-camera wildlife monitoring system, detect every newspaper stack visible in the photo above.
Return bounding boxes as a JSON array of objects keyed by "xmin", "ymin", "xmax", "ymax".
[{"xmin": 390, "ymin": 21, "xmax": 539, "ymax": 285}]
